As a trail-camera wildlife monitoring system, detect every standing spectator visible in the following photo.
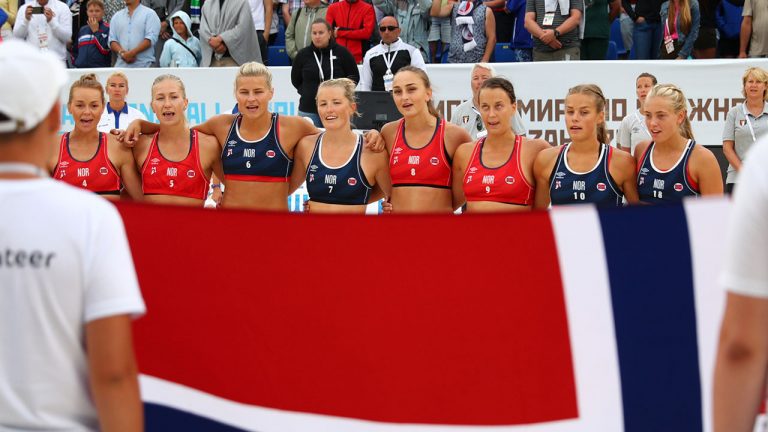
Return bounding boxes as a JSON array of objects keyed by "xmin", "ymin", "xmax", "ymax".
[
  {"xmin": 285, "ymin": 0, "xmax": 328, "ymax": 60},
  {"xmin": 509, "ymin": 0, "xmax": 533, "ymax": 61},
  {"xmin": 13, "ymin": 0, "xmax": 72, "ymax": 62},
  {"xmin": 141, "ymin": 0, "xmax": 185, "ymax": 66},
  {"xmin": 97, "ymin": 72, "xmax": 147, "ymax": 132},
  {"xmin": 359, "ymin": 16, "xmax": 426, "ymax": 91},
  {"xmin": 72, "ymin": 0, "xmax": 110, "ymax": 67},
  {"xmin": 722, "ymin": 67, "xmax": 768, "ymax": 194},
  {"xmin": 487, "ymin": 0, "xmax": 513, "ymax": 44},
  {"xmin": 325, "ymin": 0, "xmax": 376, "ymax": 63},
  {"xmin": 739, "ymin": 0, "xmax": 767, "ymax": 58},
  {"xmin": 374, "ymin": 0, "xmax": 431, "ymax": 61},
  {"xmin": 658, "ymin": 0, "xmax": 699, "ymax": 59},
  {"xmin": 623, "ymin": 0, "xmax": 664, "ymax": 59},
  {"xmin": 0, "ymin": 0, "xmax": 17, "ymax": 40},
  {"xmin": 428, "ymin": 4, "xmax": 452, "ymax": 62},
  {"xmin": 285, "ymin": 0, "xmax": 303, "ymax": 22},
  {"xmin": 715, "ymin": 0, "xmax": 742, "ymax": 57},
  {"xmin": 450, "ymin": 63, "xmax": 527, "ymax": 139},
  {"xmin": 248, "ymin": 0, "xmax": 273, "ymax": 63},
  {"xmin": 524, "ymin": 0, "xmax": 583, "ymax": 61},
  {"xmin": 692, "ymin": 0, "xmax": 715, "ymax": 57},
  {"xmin": 102, "ymin": 0, "xmax": 123, "ymax": 22},
  {"xmin": 432, "ymin": 0, "xmax": 496, "ymax": 63},
  {"xmin": 582, "ymin": 0, "xmax": 620, "ymax": 59},
  {"xmin": 199, "ymin": 0, "xmax": 262, "ymax": 66},
  {"xmin": 615, "ymin": 72, "xmax": 655, "ymax": 155},
  {"xmin": 159, "ymin": 10, "xmax": 202, "ymax": 66},
  {"xmin": 618, "ymin": 2, "xmax": 635, "ymax": 53},
  {"xmin": 291, "ymin": 18, "xmax": 359, "ymax": 126},
  {"xmin": 108, "ymin": 0, "xmax": 160, "ymax": 67},
  {"xmin": 0, "ymin": 39, "xmax": 145, "ymax": 432}
]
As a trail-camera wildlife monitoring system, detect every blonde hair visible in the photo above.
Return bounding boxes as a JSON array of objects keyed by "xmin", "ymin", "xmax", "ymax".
[
  {"xmin": 742, "ymin": 67, "xmax": 768, "ymax": 101},
  {"xmin": 668, "ymin": 0, "xmax": 692, "ymax": 36},
  {"xmin": 567, "ymin": 84, "xmax": 608, "ymax": 145},
  {"xmin": 472, "ymin": 63, "xmax": 496, "ymax": 77},
  {"xmin": 106, "ymin": 71, "xmax": 128, "ymax": 86},
  {"xmin": 318, "ymin": 78, "xmax": 359, "ymax": 110},
  {"xmin": 151, "ymin": 74, "xmax": 187, "ymax": 99},
  {"xmin": 395, "ymin": 66, "xmax": 440, "ymax": 119},
  {"xmin": 68, "ymin": 73, "xmax": 104, "ymax": 105},
  {"xmin": 235, "ymin": 62, "xmax": 273, "ymax": 90},
  {"xmin": 646, "ymin": 84, "xmax": 694, "ymax": 140}
]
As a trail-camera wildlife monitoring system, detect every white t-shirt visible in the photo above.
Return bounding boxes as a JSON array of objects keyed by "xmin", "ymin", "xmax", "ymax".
[
  {"xmin": 720, "ymin": 136, "xmax": 768, "ymax": 298},
  {"xmin": 615, "ymin": 109, "xmax": 651, "ymax": 155},
  {"xmin": 97, "ymin": 104, "xmax": 147, "ymax": 132},
  {"xmin": 249, "ymin": 0, "xmax": 266, "ymax": 31},
  {"xmin": 0, "ymin": 178, "xmax": 145, "ymax": 431}
]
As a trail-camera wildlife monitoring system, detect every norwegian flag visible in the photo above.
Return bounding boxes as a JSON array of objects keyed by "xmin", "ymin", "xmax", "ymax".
[{"xmin": 117, "ymin": 199, "xmax": 731, "ymax": 432}]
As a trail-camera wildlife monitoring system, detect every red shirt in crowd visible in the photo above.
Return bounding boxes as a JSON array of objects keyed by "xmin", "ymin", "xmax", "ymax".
[{"xmin": 325, "ymin": 0, "xmax": 376, "ymax": 63}]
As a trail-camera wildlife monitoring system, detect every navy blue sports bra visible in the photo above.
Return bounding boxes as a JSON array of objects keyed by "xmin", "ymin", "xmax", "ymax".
[
  {"xmin": 221, "ymin": 113, "xmax": 293, "ymax": 182},
  {"xmin": 305, "ymin": 133, "xmax": 372, "ymax": 205},
  {"xmin": 637, "ymin": 139, "xmax": 699, "ymax": 204},
  {"xmin": 549, "ymin": 143, "xmax": 624, "ymax": 207}
]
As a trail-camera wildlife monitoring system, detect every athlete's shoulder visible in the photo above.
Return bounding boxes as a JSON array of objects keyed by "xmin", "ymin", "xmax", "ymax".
[
  {"xmin": 524, "ymin": 137, "xmax": 552, "ymax": 153},
  {"xmin": 444, "ymin": 121, "xmax": 472, "ymax": 143},
  {"xmin": 634, "ymin": 140, "xmax": 652, "ymax": 159},
  {"xmin": 690, "ymin": 141, "xmax": 719, "ymax": 165}
]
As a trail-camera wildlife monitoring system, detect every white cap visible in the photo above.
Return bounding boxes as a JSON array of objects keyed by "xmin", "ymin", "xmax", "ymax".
[{"xmin": 0, "ymin": 40, "xmax": 68, "ymax": 133}]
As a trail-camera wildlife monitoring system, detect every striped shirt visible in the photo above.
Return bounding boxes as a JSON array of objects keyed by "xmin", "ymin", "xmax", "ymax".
[{"xmin": 525, "ymin": 0, "xmax": 583, "ymax": 51}]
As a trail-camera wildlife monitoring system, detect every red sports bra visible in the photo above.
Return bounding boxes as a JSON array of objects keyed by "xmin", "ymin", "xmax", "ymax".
[
  {"xmin": 463, "ymin": 135, "xmax": 534, "ymax": 206},
  {"xmin": 140, "ymin": 130, "xmax": 210, "ymax": 200},
  {"xmin": 53, "ymin": 132, "xmax": 122, "ymax": 195},
  {"xmin": 389, "ymin": 118, "xmax": 452, "ymax": 189}
]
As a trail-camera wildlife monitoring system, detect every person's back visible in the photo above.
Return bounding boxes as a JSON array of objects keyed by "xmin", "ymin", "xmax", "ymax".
[{"xmin": 0, "ymin": 40, "xmax": 145, "ymax": 432}]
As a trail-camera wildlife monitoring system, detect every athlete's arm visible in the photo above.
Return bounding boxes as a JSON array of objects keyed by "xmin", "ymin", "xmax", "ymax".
[
  {"xmin": 451, "ymin": 142, "xmax": 473, "ymax": 211},
  {"xmin": 191, "ymin": 114, "xmax": 237, "ymax": 148},
  {"xmin": 366, "ymin": 147, "xmax": 392, "ymax": 203},
  {"xmin": 532, "ymin": 146, "xmax": 557, "ymax": 209},
  {"xmin": 110, "ymin": 137, "xmax": 143, "ymax": 201},
  {"xmin": 611, "ymin": 149, "xmax": 640, "ymax": 204},
  {"xmin": 86, "ymin": 314, "xmax": 143, "ymax": 432},
  {"xmin": 714, "ymin": 293, "xmax": 768, "ymax": 432},
  {"xmin": 288, "ymin": 135, "xmax": 315, "ymax": 194},
  {"xmin": 362, "ymin": 128, "xmax": 386, "ymax": 153},
  {"xmin": 692, "ymin": 145, "xmax": 724, "ymax": 196},
  {"xmin": 49, "ymin": 135, "xmax": 62, "ymax": 174},
  {"xmin": 198, "ymin": 132, "xmax": 226, "ymax": 198},
  {"xmin": 279, "ymin": 115, "xmax": 321, "ymax": 157},
  {"xmin": 379, "ymin": 121, "xmax": 398, "ymax": 155}
]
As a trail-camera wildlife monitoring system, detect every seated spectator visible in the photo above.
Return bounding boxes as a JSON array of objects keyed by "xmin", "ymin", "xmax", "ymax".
[
  {"xmin": 431, "ymin": 0, "xmax": 496, "ymax": 63},
  {"xmin": 0, "ymin": 0, "xmax": 16, "ymax": 40},
  {"xmin": 325, "ymin": 0, "xmax": 376, "ymax": 63},
  {"xmin": 199, "ymin": 0, "xmax": 262, "ymax": 66},
  {"xmin": 659, "ymin": 0, "xmax": 699, "ymax": 59},
  {"xmin": 373, "ymin": 0, "xmax": 431, "ymax": 62},
  {"xmin": 13, "ymin": 0, "xmax": 72, "ymax": 62},
  {"xmin": 160, "ymin": 11, "xmax": 202, "ymax": 66},
  {"xmin": 524, "ymin": 0, "xmax": 583, "ymax": 61},
  {"xmin": 285, "ymin": 0, "xmax": 328, "ymax": 60},
  {"xmin": 73, "ymin": 0, "xmax": 110, "ymax": 68},
  {"xmin": 450, "ymin": 63, "xmax": 527, "ymax": 139},
  {"xmin": 715, "ymin": 0, "xmax": 742, "ymax": 58},
  {"xmin": 359, "ymin": 16, "xmax": 427, "ymax": 91},
  {"xmin": 108, "ymin": 0, "xmax": 160, "ymax": 67}
]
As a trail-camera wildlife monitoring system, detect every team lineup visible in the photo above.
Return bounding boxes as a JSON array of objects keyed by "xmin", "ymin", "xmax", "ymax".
[{"xmin": 54, "ymin": 61, "xmax": 766, "ymax": 212}]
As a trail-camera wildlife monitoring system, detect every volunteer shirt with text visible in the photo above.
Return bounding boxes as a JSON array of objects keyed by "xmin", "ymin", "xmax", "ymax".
[{"xmin": 0, "ymin": 179, "xmax": 145, "ymax": 431}]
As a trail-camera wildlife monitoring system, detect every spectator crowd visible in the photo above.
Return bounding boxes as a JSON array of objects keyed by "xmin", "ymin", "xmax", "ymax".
[{"xmin": 0, "ymin": 0, "xmax": 765, "ymax": 67}]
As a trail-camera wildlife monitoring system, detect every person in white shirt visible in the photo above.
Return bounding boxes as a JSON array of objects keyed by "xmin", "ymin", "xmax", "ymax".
[
  {"xmin": 358, "ymin": 16, "xmax": 426, "ymax": 92},
  {"xmin": 98, "ymin": 71, "xmax": 147, "ymax": 132},
  {"xmin": 12, "ymin": 0, "xmax": 71, "ymax": 61},
  {"xmin": 450, "ymin": 62, "xmax": 527, "ymax": 140},
  {"xmin": 615, "ymin": 72, "xmax": 656, "ymax": 155},
  {"xmin": 0, "ymin": 40, "xmax": 145, "ymax": 432},
  {"xmin": 713, "ymin": 135, "xmax": 768, "ymax": 432}
]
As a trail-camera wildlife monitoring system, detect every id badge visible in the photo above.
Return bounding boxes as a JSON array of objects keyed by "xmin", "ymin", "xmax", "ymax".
[
  {"xmin": 664, "ymin": 36, "xmax": 675, "ymax": 54},
  {"xmin": 383, "ymin": 71, "xmax": 394, "ymax": 92},
  {"xmin": 37, "ymin": 27, "xmax": 49, "ymax": 51},
  {"xmin": 542, "ymin": 12, "xmax": 555, "ymax": 26}
]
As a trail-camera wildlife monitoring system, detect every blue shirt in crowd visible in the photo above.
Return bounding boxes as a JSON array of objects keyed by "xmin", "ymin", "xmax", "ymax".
[{"xmin": 108, "ymin": 4, "xmax": 160, "ymax": 68}]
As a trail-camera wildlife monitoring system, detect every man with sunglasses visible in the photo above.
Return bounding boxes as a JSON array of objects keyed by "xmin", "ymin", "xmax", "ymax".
[
  {"xmin": 450, "ymin": 62, "xmax": 527, "ymax": 140},
  {"xmin": 358, "ymin": 15, "xmax": 427, "ymax": 91}
]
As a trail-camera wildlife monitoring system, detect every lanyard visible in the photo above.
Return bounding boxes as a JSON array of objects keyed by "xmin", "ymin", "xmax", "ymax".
[
  {"xmin": 313, "ymin": 49, "xmax": 334, "ymax": 82},
  {"xmin": 383, "ymin": 44, "xmax": 398, "ymax": 74},
  {"xmin": 0, "ymin": 162, "xmax": 48, "ymax": 177},
  {"xmin": 664, "ymin": 6, "xmax": 679, "ymax": 39},
  {"xmin": 742, "ymin": 103, "xmax": 759, "ymax": 142},
  {"xmin": 634, "ymin": 110, "xmax": 650, "ymax": 137}
]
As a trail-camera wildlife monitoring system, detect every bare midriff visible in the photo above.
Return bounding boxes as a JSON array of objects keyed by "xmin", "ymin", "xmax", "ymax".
[
  {"xmin": 391, "ymin": 187, "xmax": 453, "ymax": 213},
  {"xmin": 221, "ymin": 180, "xmax": 290, "ymax": 211}
]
